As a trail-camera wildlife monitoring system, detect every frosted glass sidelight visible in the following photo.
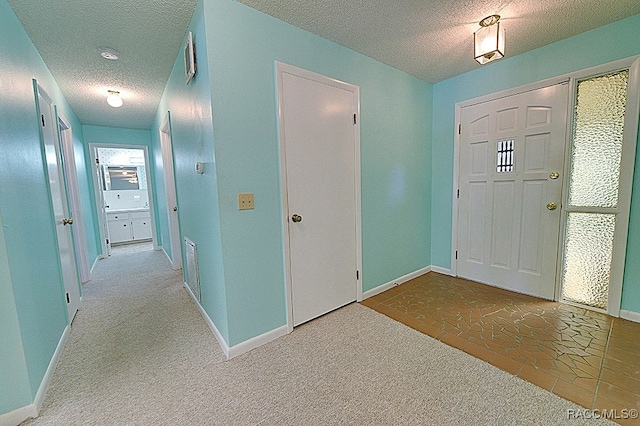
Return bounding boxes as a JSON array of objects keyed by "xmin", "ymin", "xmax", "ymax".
[
  {"xmin": 561, "ymin": 213, "xmax": 615, "ymax": 309},
  {"xmin": 568, "ymin": 71, "xmax": 628, "ymax": 208}
]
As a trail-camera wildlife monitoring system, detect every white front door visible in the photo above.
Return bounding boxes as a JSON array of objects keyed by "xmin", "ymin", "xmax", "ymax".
[
  {"xmin": 457, "ymin": 83, "xmax": 568, "ymax": 299},
  {"xmin": 279, "ymin": 64, "xmax": 360, "ymax": 326},
  {"xmin": 37, "ymin": 85, "xmax": 81, "ymax": 322}
]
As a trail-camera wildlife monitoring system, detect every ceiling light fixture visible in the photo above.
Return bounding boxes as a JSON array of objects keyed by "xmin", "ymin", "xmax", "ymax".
[
  {"xmin": 106, "ymin": 90, "xmax": 123, "ymax": 108},
  {"xmin": 99, "ymin": 47, "xmax": 120, "ymax": 60},
  {"xmin": 474, "ymin": 14, "xmax": 505, "ymax": 65}
]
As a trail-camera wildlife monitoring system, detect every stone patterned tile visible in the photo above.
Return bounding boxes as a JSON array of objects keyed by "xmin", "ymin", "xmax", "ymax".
[{"xmin": 360, "ymin": 272, "xmax": 640, "ymax": 411}]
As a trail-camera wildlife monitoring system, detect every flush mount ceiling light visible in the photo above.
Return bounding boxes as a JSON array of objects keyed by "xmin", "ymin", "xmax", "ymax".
[
  {"xmin": 99, "ymin": 47, "xmax": 120, "ymax": 60},
  {"xmin": 474, "ymin": 14, "xmax": 505, "ymax": 65},
  {"xmin": 106, "ymin": 90, "xmax": 123, "ymax": 108}
]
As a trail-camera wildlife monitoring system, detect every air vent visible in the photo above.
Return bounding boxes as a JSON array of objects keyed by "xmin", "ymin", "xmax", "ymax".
[{"xmin": 184, "ymin": 237, "xmax": 201, "ymax": 302}]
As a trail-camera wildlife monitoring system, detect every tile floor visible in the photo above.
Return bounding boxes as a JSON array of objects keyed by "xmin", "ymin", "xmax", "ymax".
[{"xmin": 361, "ymin": 272, "xmax": 640, "ymax": 425}]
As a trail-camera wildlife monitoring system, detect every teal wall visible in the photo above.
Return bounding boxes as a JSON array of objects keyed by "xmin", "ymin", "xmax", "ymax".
[
  {"xmin": 203, "ymin": 0, "xmax": 432, "ymax": 345},
  {"xmin": 0, "ymin": 0, "xmax": 82, "ymax": 413},
  {"xmin": 153, "ymin": 0, "xmax": 432, "ymax": 347},
  {"xmin": 151, "ymin": 0, "xmax": 230, "ymax": 342},
  {"xmin": 0, "ymin": 211, "xmax": 32, "ymax": 414},
  {"xmin": 81, "ymin": 125, "xmax": 154, "ymax": 257},
  {"xmin": 431, "ymin": 14, "xmax": 640, "ymax": 312}
]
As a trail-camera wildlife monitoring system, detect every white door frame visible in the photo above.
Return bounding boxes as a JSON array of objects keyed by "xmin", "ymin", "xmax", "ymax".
[
  {"xmin": 56, "ymin": 114, "xmax": 91, "ymax": 283},
  {"xmin": 451, "ymin": 56, "xmax": 640, "ymax": 317},
  {"xmin": 89, "ymin": 143, "xmax": 159, "ymax": 256},
  {"xmin": 276, "ymin": 62, "xmax": 363, "ymax": 333},
  {"xmin": 160, "ymin": 113, "xmax": 182, "ymax": 270}
]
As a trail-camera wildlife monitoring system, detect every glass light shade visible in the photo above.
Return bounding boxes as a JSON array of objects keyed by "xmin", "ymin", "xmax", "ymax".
[
  {"xmin": 106, "ymin": 92, "xmax": 123, "ymax": 108},
  {"xmin": 474, "ymin": 22, "xmax": 505, "ymax": 65}
]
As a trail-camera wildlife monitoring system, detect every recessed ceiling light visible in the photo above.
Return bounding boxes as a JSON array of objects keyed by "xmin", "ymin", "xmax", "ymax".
[{"xmin": 99, "ymin": 47, "xmax": 120, "ymax": 60}]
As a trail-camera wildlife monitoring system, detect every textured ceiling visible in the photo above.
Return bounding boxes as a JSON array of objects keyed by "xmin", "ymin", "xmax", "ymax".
[
  {"xmin": 8, "ymin": 0, "xmax": 197, "ymax": 129},
  {"xmin": 8, "ymin": 0, "xmax": 640, "ymax": 130},
  {"xmin": 237, "ymin": 0, "xmax": 640, "ymax": 83}
]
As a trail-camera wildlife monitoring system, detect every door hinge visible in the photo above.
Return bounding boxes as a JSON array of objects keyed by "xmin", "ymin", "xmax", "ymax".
[
  {"xmin": 458, "ymin": 124, "xmax": 461, "ymax": 135},
  {"xmin": 455, "ymin": 250, "xmax": 458, "ymax": 260},
  {"xmin": 66, "ymin": 292, "xmax": 70, "ymax": 303},
  {"xmin": 457, "ymin": 188, "xmax": 459, "ymax": 199},
  {"xmin": 106, "ymin": 238, "xmax": 110, "ymax": 245},
  {"xmin": 96, "ymin": 158, "xmax": 100, "ymax": 164},
  {"xmin": 353, "ymin": 113, "xmax": 357, "ymax": 125},
  {"xmin": 356, "ymin": 270, "xmax": 359, "ymax": 280},
  {"xmin": 41, "ymin": 114, "xmax": 45, "ymax": 127}
]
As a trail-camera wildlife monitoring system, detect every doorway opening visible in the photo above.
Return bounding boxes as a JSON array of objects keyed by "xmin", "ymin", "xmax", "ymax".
[{"xmin": 90, "ymin": 144, "xmax": 158, "ymax": 257}]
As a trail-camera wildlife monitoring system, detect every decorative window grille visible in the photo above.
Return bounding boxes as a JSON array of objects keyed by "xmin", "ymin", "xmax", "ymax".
[{"xmin": 496, "ymin": 139, "xmax": 514, "ymax": 173}]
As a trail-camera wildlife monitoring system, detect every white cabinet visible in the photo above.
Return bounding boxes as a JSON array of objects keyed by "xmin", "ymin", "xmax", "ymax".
[{"xmin": 107, "ymin": 210, "xmax": 152, "ymax": 244}]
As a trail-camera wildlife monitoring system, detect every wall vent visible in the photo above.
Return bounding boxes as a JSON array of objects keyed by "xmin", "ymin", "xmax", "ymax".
[{"xmin": 184, "ymin": 237, "xmax": 201, "ymax": 302}]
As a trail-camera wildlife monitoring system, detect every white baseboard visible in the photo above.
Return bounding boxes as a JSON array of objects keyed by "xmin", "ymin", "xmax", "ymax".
[
  {"xmin": 228, "ymin": 324, "xmax": 288, "ymax": 360},
  {"xmin": 430, "ymin": 265, "xmax": 453, "ymax": 276},
  {"xmin": 1, "ymin": 325, "xmax": 70, "ymax": 426},
  {"xmin": 0, "ymin": 404, "xmax": 37, "ymax": 426},
  {"xmin": 34, "ymin": 325, "xmax": 69, "ymax": 412},
  {"xmin": 620, "ymin": 309, "xmax": 640, "ymax": 323},
  {"xmin": 183, "ymin": 281, "xmax": 289, "ymax": 360},
  {"xmin": 183, "ymin": 282, "xmax": 230, "ymax": 359},
  {"xmin": 90, "ymin": 256, "xmax": 100, "ymax": 275},
  {"xmin": 362, "ymin": 266, "xmax": 431, "ymax": 300}
]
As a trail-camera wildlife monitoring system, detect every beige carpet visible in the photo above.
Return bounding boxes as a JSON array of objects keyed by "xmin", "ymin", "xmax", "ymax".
[{"xmin": 22, "ymin": 245, "xmax": 609, "ymax": 425}]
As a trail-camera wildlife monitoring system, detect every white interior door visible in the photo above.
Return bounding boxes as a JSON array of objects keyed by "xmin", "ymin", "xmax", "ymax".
[
  {"xmin": 160, "ymin": 117, "xmax": 182, "ymax": 270},
  {"xmin": 279, "ymin": 64, "xmax": 360, "ymax": 327},
  {"xmin": 37, "ymin": 84, "xmax": 81, "ymax": 322},
  {"xmin": 58, "ymin": 117, "xmax": 90, "ymax": 283},
  {"xmin": 457, "ymin": 83, "xmax": 568, "ymax": 299}
]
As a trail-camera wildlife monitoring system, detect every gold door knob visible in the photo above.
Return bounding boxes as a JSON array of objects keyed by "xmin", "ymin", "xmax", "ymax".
[
  {"xmin": 549, "ymin": 171, "xmax": 560, "ymax": 179},
  {"xmin": 173, "ymin": 206, "xmax": 177, "ymax": 212},
  {"xmin": 63, "ymin": 218, "xmax": 73, "ymax": 225},
  {"xmin": 291, "ymin": 214, "xmax": 302, "ymax": 223},
  {"xmin": 546, "ymin": 202, "xmax": 558, "ymax": 210}
]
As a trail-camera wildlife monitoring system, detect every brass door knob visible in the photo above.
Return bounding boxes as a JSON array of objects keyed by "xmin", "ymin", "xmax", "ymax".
[
  {"xmin": 546, "ymin": 202, "xmax": 558, "ymax": 210},
  {"xmin": 173, "ymin": 206, "xmax": 177, "ymax": 212},
  {"xmin": 63, "ymin": 218, "xmax": 73, "ymax": 225},
  {"xmin": 549, "ymin": 171, "xmax": 560, "ymax": 180},
  {"xmin": 291, "ymin": 214, "xmax": 302, "ymax": 223}
]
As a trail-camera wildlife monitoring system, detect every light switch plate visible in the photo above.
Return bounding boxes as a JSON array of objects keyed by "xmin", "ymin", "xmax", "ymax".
[{"xmin": 238, "ymin": 193, "xmax": 254, "ymax": 210}]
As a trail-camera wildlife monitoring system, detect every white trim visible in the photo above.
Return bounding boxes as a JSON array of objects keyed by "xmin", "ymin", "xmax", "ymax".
[
  {"xmin": 227, "ymin": 325, "xmax": 289, "ymax": 360},
  {"xmin": 0, "ymin": 404, "xmax": 37, "ymax": 426},
  {"xmin": 34, "ymin": 325, "xmax": 69, "ymax": 412},
  {"xmin": 183, "ymin": 281, "xmax": 229, "ymax": 358},
  {"xmin": 275, "ymin": 61, "xmax": 362, "ymax": 332},
  {"xmin": 430, "ymin": 265, "xmax": 454, "ymax": 276},
  {"xmin": 362, "ymin": 266, "xmax": 431, "ymax": 300},
  {"xmin": 90, "ymin": 256, "xmax": 100, "ymax": 275},
  {"xmin": 183, "ymin": 281, "xmax": 289, "ymax": 360},
  {"xmin": 0, "ymin": 324, "xmax": 68, "ymax": 425},
  {"xmin": 620, "ymin": 310, "xmax": 640, "ymax": 323},
  {"xmin": 161, "ymin": 246, "xmax": 173, "ymax": 265}
]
